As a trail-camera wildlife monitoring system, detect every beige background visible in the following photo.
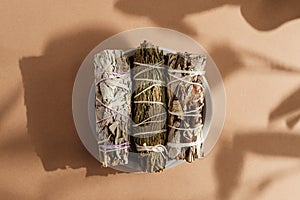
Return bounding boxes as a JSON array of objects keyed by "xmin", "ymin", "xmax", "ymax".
[{"xmin": 1, "ymin": 0, "xmax": 300, "ymax": 199}]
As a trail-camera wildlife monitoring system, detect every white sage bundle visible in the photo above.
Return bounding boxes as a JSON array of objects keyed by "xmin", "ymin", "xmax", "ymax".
[
  {"xmin": 167, "ymin": 53, "xmax": 206, "ymax": 162},
  {"xmin": 94, "ymin": 50, "xmax": 131, "ymax": 167}
]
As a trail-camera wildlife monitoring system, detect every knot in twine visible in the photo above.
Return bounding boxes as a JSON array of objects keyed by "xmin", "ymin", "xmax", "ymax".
[{"xmin": 136, "ymin": 143, "xmax": 168, "ymax": 159}]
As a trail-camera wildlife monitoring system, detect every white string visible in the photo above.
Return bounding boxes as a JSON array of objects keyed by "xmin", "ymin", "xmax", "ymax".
[
  {"xmin": 167, "ymin": 73, "xmax": 204, "ymax": 88},
  {"xmin": 95, "ymin": 74, "xmax": 130, "ymax": 86},
  {"xmin": 168, "ymin": 103, "xmax": 204, "ymax": 117},
  {"xmin": 133, "ymin": 61, "xmax": 164, "ymax": 79},
  {"xmin": 168, "ymin": 111, "xmax": 202, "ymax": 117},
  {"xmin": 132, "ymin": 112, "xmax": 166, "ymax": 127},
  {"xmin": 136, "ymin": 143, "xmax": 168, "ymax": 159},
  {"xmin": 96, "ymin": 105, "xmax": 130, "ymax": 124},
  {"xmin": 167, "ymin": 67, "xmax": 205, "ymax": 120},
  {"xmin": 167, "ymin": 137, "xmax": 205, "ymax": 148},
  {"xmin": 134, "ymin": 83, "xmax": 166, "ymax": 98},
  {"xmin": 99, "ymin": 142, "xmax": 130, "ymax": 153},
  {"xmin": 95, "ymin": 68, "xmax": 131, "ymax": 121},
  {"xmin": 133, "ymin": 62, "xmax": 166, "ymax": 103},
  {"xmin": 167, "ymin": 66, "xmax": 206, "ymax": 152},
  {"xmin": 168, "ymin": 124, "xmax": 203, "ymax": 131},
  {"xmin": 168, "ymin": 68, "xmax": 205, "ymax": 75},
  {"xmin": 134, "ymin": 78, "xmax": 166, "ymax": 84},
  {"xmin": 133, "ymin": 100, "xmax": 166, "ymax": 107},
  {"xmin": 96, "ymin": 97, "xmax": 131, "ymax": 120},
  {"xmin": 95, "ymin": 64, "xmax": 132, "ymax": 155},
  {"xmin": 133, "ymin": 129, "xmax": 167, "ymax": 137},
  {"xmin": 132, "ymin": 61, "xmax": 168, "ymax": 136}
]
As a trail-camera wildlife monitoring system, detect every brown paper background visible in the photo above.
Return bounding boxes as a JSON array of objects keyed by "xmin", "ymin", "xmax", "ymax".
[{"xmin": 1, "ymin": 0, "xmax": 300, "ymax": 199}]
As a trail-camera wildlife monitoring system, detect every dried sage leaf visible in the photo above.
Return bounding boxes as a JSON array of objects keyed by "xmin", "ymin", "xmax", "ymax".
[
  {"xmin": 167, "ymin": 52, "xmax": 206, "ymax": 162},
  {"xmin": 94, "ymin": 50, "xmax": 131, "ymax": 167}
]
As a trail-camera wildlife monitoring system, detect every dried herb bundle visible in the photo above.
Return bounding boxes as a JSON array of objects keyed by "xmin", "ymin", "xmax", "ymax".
[
  {"xmin": 131, "ymin": 41, "xmax": 168, "ymax": 172},
  {"xmin": 93, "ymin": 42, "xmax": 207, "ymax": 171},
  {"xmin": 167, "ymin": 53, "xmax": 206, "ymax": 162},
  {"xmin": 94, "ymin": 50, "xmax": 131, "ymax": 167}
]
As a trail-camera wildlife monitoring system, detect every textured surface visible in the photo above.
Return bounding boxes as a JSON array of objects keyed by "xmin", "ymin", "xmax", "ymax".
[
  {"xmin": 1, "ymin": 0, "xmax": 300, "ymax": 199},
  {"xmin": 167, "ymin": 53, "xmax": 206, "ymax": 161},
  {"xmin": 131, "ymin": 41, "xmax": 167, "ymax": 172},
  {"xmin": 94, "ymin": 50, "xmax": 131, "ymax": 167}
]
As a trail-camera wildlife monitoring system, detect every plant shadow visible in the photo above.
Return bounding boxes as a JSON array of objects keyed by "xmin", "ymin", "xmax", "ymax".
[
  {"xmin": 209, "ymin": 42, "xmax": 300, "ymax": 199},
  {"xmin": 114, "ymin": 0, "xmax": 300, "ymax": 33},
  {"xmin": 269, "ymin": 86, "xmax": 300, "ymax": 129},
  {"xmin": 19, "ymin": 27, "xmax": 128, "ymax": 176},
  {"xmin": 214, "ymin": 132, "xmax": 300, "ymax": 200},
  {"xmin": 209, "ymin": 42, "xmax": 300, "ymax": 80}
]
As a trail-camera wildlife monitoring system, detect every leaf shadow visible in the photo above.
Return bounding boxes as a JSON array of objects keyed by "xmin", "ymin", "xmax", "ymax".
[
  {"xmin": 269, "ymin": 86, "xmax": 300, "ymax": 129},
  {"xmin": 114, "ymin": 0, "xmax": 300, "ymax": 33},
  {"xmin": 19, "ymin": 27, "xmax": 128, "ymax": 176},
  {"xmin": 0, "ymin": 86, "xmax": 21, "ymax": 125},
  {"xmin": 214, "ymin": 132, "xmax": 300, "ymax": 200},
  {"xmin": 209, "ymin": 42, "xmax": 300, "ymax": 80}
]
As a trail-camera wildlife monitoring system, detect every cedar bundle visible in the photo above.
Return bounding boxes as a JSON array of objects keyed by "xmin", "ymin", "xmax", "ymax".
[
  {"xmin": 131, "ymin": 41, "xmax": 168, "ymax": 172},
  {"xmin": 167, "ymin": 53, "xmax": 206, "ymax": 162},
  {"xmin": 94, "ymin": 50, "xmax": 131, "ymax": 167}
]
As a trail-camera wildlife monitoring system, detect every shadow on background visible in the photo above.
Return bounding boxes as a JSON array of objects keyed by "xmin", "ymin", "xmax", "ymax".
[
  {"xmin": 214, "ymin": 132, "xmax": 300, "ymax": 200},
  {"xmin": 209, "ymin": 42, "xmax": 300, "ymax": 80},
  {"xmin": 211, "ymin": 43, "xmax": 300, "ymax": 198},
  {"xmin": 240, "ymin": 0, "xmax": 300, "ymax": 31},
  {"xmin": 114, "ymin": 0, "xmax": 300, "ymax": 33},
  {"xmin": 269, "ymin": 87, "xmax": 300, "ymax": 129},
  {"xmin": 0, "ymin": 86, "xmax": 21, "ymax": 125},
  {"xmin": 209, "ymin": 43, "xmax": 244, "ymax": 79},
  {"xmin": 19, "ymin": 27, "xmax": 126, "ymax": 176}
]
